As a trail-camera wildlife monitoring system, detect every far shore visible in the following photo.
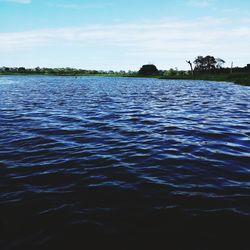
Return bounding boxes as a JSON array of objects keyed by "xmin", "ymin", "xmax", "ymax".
[
  {"xmin": 160, "ymin": 73, "xmax": 250, "ymax": 86},
  {"xmin": 1, "ymin": 72, "xmax": 249, "ymax": 86}
]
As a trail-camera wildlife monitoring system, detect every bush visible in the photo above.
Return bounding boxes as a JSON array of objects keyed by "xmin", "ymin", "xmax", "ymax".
[{"xmin": 138, "ymin": 64, "xmax": 159, "ymax": 76}]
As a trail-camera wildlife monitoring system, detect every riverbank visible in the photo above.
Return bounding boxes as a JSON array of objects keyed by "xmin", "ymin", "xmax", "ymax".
[
  {"xmin": 159, "ymin": 73, "xmax": 250, "ymax": 86},
  {"xmin": 1, "ymin": 72, "xmax": 250, "ymax": 86}
]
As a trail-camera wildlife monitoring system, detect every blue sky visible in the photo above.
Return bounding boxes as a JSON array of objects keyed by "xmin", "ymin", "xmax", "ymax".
[{"xmin": 0, "ymin": 0, "xmax": 250, "ymax": 70}]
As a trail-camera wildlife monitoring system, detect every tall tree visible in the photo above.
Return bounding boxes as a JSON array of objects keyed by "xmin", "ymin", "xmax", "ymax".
[
  {"xmin": 186, "ymin": 60, "xmax": 194, "ymax": 75},
  {"xmin": 215, "ymin": 58, "xmax": 226, "ymax": 69},
  {"xmin": 194, "ymin": 55, "xmax": 218, "ymax": 72}
]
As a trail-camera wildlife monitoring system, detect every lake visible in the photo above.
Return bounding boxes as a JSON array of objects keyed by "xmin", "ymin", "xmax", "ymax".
[{"xmin": 0, "ymin": 76, "xmax": 249, "ymax": 249}]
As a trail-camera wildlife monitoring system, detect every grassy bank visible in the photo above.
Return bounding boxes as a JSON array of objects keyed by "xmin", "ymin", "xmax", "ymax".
[{"xmin": 159, "ymin": 73, "xmax": 250, "ymax": 86}]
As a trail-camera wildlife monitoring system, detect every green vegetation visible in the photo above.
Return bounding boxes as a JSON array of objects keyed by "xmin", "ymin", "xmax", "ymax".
[
  {"xmin": 160, "ymin": 56, "xmax": 250, "ymax": 86},
  {"xmin": 1, "ymin": 56, "xmax": 249, "ymax": 86},
  {"xmin": 0, "ymin": 67, "xmax": 138, "ymax": 77},
  {"xmin": 138, "ymin": 64, "xmax": 159, "ymax": 76},
  {"xmin": 160, "ymin": 72, "xmax": 250, "ymax": 86}
]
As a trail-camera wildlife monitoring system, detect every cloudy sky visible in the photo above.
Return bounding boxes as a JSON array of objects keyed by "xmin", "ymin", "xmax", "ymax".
[{"xmin": 0, "ymin": 0, "xmax": 250, "ymax": 70}]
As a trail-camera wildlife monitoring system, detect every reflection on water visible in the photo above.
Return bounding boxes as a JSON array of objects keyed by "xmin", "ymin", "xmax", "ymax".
[{"xmin": 0, "ymin": 76, "xmax": 249, "ymax": 249}]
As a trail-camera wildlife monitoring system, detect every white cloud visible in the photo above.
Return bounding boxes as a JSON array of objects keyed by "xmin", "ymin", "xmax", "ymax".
[
  {"xmin": 0, "ymin": 17, "xmax": 249, "ymax": 69},
  {"xmin": 1, "ymin": 0, "xmax": 31, "ymax": 4}
]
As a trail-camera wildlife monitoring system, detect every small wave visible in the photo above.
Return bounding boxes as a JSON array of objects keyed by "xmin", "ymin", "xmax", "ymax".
[
  {"xmin": 0, "ymin": 76, "xmax": 250, "ymax": 249},
  {"xmin": 0, "ymin": 77, "xmax": 19, "ymax": 85}
]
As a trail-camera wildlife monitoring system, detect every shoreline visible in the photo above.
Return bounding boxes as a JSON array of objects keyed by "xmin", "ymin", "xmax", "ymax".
[{"xmin": 0, "ymin": 73, "xmax": 249, "ymax": 86}]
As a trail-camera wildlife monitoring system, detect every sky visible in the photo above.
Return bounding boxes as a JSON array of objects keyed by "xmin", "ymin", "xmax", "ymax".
[{"xmin": 0, "ymin": 0, "xmax": 250, "ymax": 70}]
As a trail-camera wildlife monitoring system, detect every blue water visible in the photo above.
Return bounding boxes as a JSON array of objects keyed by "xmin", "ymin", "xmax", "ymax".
[{"xmin": 0, "ymin": 76, "xmax": 250, "ymax": 249}]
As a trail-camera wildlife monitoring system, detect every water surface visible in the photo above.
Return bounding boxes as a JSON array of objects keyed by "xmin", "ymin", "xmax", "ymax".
[{"xmin": 0, "ymin": 76, "xmax": 249, "ymax": 249}]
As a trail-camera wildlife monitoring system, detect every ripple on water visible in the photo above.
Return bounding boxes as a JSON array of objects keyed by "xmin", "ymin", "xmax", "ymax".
[{"xmin": 0, "ymin": 76, "xmax": 250, "ymax": 249}]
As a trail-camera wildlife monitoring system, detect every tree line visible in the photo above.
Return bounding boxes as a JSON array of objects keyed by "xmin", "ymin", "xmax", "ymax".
[
  {"xmin": 189, "ymin": 56, "xmax": 249, "ymax": 75},
  {"xmin": 1, "ymin": 55, "xmax": 249, "ymax": 77},
  {"xmin": 0, "ymin": 67, "xmax": 138, "ymax": 76}
]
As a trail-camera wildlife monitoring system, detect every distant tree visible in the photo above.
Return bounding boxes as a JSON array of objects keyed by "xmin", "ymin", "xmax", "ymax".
[
  {"xmin": 194, "ymin": 56, "xmax": 217, "ymax": 72},
  {"xmin": 3, "ymin": 67, "xmax": 10, "ymax": 72},
  {"xmin": 163, "ymin": 68, "xmax": 178, "ymax": 77},
  {"xmin": 215, "ymin": 58, "xmax": 226, "ymax": 69},
  {"xmin": 18, "ymin": 67, "xmax": 26, "ymax": 73},
  {"xmin": 138, "ymin": 64, "xmax": 159, "ymax": 76},
  {"xmin": 35, "ymin": 67, "xmax": 41, "ymax": 73},
  {"xmin": 193, "ymin": 56, "xmax": 204, "ymax": 71},
  {"xmin": 158, "ymin": 70, "xmax": 165, "ymax": 76},
  {"xmin": 177, "ymin": 70, "xmax": 189, "ymax": 76},
  {"xmin": 205, "ymin": 56, "xmax": 217, "ymax": 71},
  {"xmin": 168, "ymin": 68, "xmax": 177, "ymax": 76},
  {"xmin": 186, "ymin": 60, "xmax": 194, "ymax": 75}
]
